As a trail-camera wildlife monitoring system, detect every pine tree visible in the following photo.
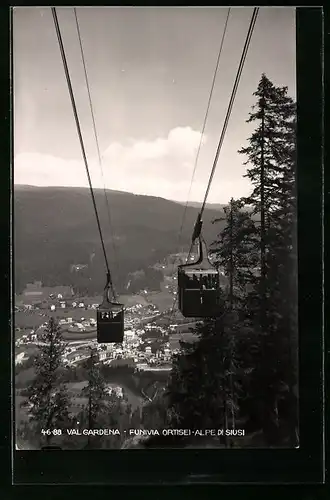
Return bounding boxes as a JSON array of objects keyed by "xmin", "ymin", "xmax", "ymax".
[
  {"xmin": 141, "ymin": 388, "xmax": 169, "ymax": 431},
  {"xmin": 149, "ymin": 74, "xmax": 297, "ymax": 449},
  {"xmin": 211, "ymin": 198, "xmax": 259, "ymax": 309},
  {"xmin": 165, "ymin": 318, "xmax": 241, "ymax": 447},
  {"xmin": 161, "ymin": 200, "xmax": 260, "ymax": 448},
  {"xmin": 78, "ymin": 348, "xmax": 122, "ymax": 448},
  {"xmin": 79, "ymin": 348, "xmax": 109, "ymax": 447},
  {"xmin": 237, "ymin": 73, "xmax": 298, "ymax": 445},
  {"xmin": 210, "ymin": 198, "xmax": 262, "ymax": 432},
  {"xmin": 26, "ymin": 317, "xmax": 71, "ymax": 447}
]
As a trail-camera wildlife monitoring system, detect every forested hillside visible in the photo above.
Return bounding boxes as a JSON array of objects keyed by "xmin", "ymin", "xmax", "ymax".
[{"xmin": 14, "ymin": 186, "xmax": 225, "ymax": 294}]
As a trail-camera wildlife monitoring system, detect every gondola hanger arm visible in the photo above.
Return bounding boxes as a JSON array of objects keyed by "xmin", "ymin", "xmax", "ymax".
[
  {"xmin": 192, "ymin": 212, "xmax": 203, "ymax": 242},
  {"xmin": 103, "ymin": 271, "xmax": 115, "ymax": 303}
]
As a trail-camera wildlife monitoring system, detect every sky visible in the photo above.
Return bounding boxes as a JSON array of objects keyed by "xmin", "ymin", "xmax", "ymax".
[{"xmin": 13, "ymin": 6, "xmax": 296, "ymax": 204}]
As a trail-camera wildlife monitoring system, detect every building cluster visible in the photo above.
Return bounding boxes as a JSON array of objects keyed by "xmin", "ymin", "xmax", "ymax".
[
  {"xmin": 16, "ymin": 281, "xmax": 102, "ymax": 312},
  {"xmin": 61, "ymin": 317, "xmax": 97, "ymax": 333},
  {"xmin": 15, "ymin": 276, "xmax": 198, "ymax": 371},
  {"xmin": 15, "ymin": 296, "xmax": 181, "ymax": 370},
  {"xmin": 61, "ymin": 325, "xmax": 177, "ymax": 369}
]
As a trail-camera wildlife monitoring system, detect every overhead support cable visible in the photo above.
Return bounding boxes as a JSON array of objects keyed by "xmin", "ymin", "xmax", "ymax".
[
  {"xmin": 198, "ymin": 7, "xmax": 259, "ymax": 219},
  {"xmin": 168, "ymin": 8, "xmax": 231, "ymax": 320},
  {"xmin": 187, "ymin": 7, "xmax": 259, "ymax": 258},
  {"xmin": 170, "ymin": 7, "xmax": 259, "ymax": 317},
  {"xmin": 73, "ymin": 7, "xmax": 119, "ymax": 299},
  {"xmin": 51, "ymin": 7, "xmax": 115, "ymax": 298},
  {"xmin": 176, "ymin": 7, "xmax": 231, "ymax": 255}
]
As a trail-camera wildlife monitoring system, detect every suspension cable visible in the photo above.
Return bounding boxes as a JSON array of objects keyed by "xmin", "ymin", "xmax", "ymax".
[
  {"xmin": 189, "ymin": 7, "xmax": 259, "ymax": 256},
  {"xmin": 175, "ymin": 8, "xmax": 231, "ymax": 259},
  {"xmin": 199, "ymin": 7, "xmax": 259, "ymax": 220},
  {"xmin": 167, "ymin": 9, "xmax": 231, "ymax": 323},
  {"xmin": 73, "ymin": 7, "xmax": 119, "ymax": 300},
  {"xmin": 170, "ymin": 7, "xmax": 259, "ymax": 318},
  {"xmin": 51, "ymin": 7, "xmax": 115, "ymax": 296}
]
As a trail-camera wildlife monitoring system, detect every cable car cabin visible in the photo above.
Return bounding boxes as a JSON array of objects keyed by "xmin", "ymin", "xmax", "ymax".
[
  {"xmin": 178, "ymin": 238, "xmax": 223, "ymax": 318},
  {"xmin": 97, "ymin": 301, "xmax": 124, "ymax": 344}
]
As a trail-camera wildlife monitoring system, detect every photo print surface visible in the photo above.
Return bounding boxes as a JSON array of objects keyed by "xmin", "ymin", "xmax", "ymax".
[{"xmin": 13, "ymin": 6, "xmax": 298, "ymax": 450}]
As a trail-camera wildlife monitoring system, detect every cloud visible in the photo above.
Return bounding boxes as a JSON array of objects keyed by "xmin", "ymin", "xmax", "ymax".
[
  {"xmin": 14, "ymin": 126, "xmax": 208, "ymax": 200},
  {"xmin": 14, "ymin": 125, "xmax": 252, "ymax": 203}
]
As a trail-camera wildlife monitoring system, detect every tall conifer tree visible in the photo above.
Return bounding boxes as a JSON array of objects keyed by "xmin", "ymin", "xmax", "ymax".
[{"xmin": 26, "ymin": 317, "xmax": 71, "ymax": 447}]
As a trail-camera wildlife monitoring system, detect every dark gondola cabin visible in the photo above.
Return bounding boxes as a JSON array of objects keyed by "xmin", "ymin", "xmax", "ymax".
[
  {"xmin": 178, "ymin": 238, "xmax": 223, "ymax": 318},
  {"xmin": 97, "ymin": 300, "xmax": 124, "ymax": 343}
]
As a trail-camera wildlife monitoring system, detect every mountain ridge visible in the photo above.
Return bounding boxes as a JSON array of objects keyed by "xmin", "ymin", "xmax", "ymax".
[
  {"xmin": 14, "ymin": 184, "xmax": 227, "ymax": 210},
  {"xmin": 14, "ymin": 185, "xmax": 227, "ymax": 295}
]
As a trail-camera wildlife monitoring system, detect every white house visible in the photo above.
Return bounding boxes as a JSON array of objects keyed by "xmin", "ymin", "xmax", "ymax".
[
  {"xmin": 66, "ymin": 349, "xmax": 89, "ymax": 365},
  {"xmin": 112, "ymin": 386, "xmax": 123, "ymax": 398},
  {"xmin": 105, "ymin": 385, "xmax": 123, "ymax": 398},
  {"xmin": 15, "ymin": 352, "xmax": 28, "ymax": 365},
  {"xmin": 99, "ymin": 351, "xmax": 107, "ymax": 361},
  {"xmin": 99, "ymin": 350, "xmax": 113, "ymax": 361}
]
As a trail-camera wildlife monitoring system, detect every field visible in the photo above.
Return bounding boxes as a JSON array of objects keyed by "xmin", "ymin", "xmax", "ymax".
[
  {"xmin": 109, "ymin": 358, "xmax": 136, "ymax": 368},
  {"xmin": 15, "ymin": 367, "xmax": 36, "ymax": 387},
  {"xmin": 15, "ymin": 293, "xmax": 150, "ymax": 325},
  {"xmin": 143, "ymin": 278, "xmax": 174, "ymax": 312},
  {"xmin": 76, "ymin": 289, "xmax": 173, "ymax": 312},
  {"xmin": 51, "ymin": 308, "xmax": 97, "ymax": 321},
  {"xmin": 14, "ymin": 311, "xmax": 44, "ymax": 329},
  {"xmin": 71, "ymin": 294, "xmax": 149, "ymax": 308},
  {"xmin": 14, "ymin": 291, "xmax": 172, "ymax": 344},
  {"xmin": 118, "ymin": 294, "xmax": 149, "ymax": 307},
  {"xmin": 15, "ymin": 328, "xmax": 30, "ymax": 340},
  {"xmin": 62, "ymin": 329, "xmax": 97, "ymax": 341}
]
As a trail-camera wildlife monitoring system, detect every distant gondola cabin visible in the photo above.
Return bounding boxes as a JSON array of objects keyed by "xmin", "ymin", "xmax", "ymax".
[{"xmin": 97, "ymin": 301, "xmax": 124, "ymax": 343}]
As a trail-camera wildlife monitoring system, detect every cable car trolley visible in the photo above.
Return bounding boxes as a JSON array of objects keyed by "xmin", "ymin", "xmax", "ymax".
[
  {"xmin": 178, "ymin": 214, "xmax": 223, "ymax": 318},
  {"xmin": 97, "ymin": 272, "xmax": 124, "ymax": 343},
  {"xmin": 51, "ymin": 8, "xmax": 124, "ymax": 344}
]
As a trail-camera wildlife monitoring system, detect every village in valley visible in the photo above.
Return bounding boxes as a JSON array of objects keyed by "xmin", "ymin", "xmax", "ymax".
[{"xmin": 14, "ymin": 255, "xmax": 203, "ymax": 405}]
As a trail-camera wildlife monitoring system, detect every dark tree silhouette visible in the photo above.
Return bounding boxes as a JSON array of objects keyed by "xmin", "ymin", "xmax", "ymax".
[
  {"xmin": 24, "ymin": 317, "xmax": 71, "ymax": 447},
  {"xmin": 237, "ymin": 73, "xmax": 298, "ymax": 446},
  {"xmin": 142, "ymin": 74, "xmax": 298, "ymax": 449},
  {"xmin": 76, "ymin": 348, "xmax": 123, "ymax": 448}
]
